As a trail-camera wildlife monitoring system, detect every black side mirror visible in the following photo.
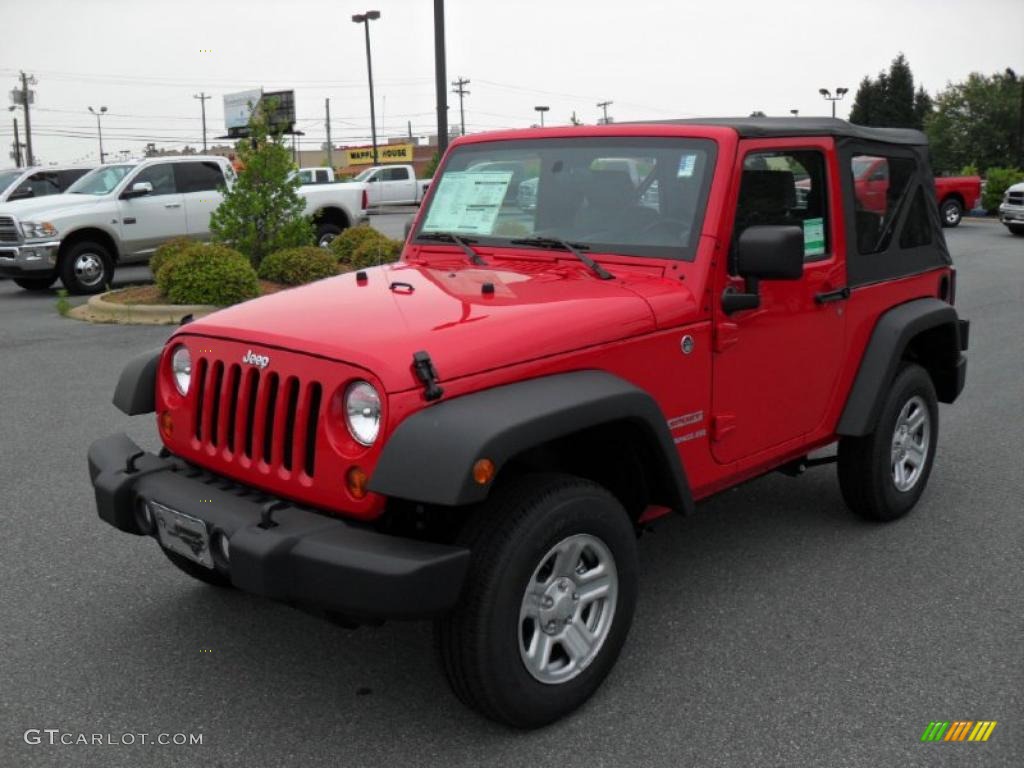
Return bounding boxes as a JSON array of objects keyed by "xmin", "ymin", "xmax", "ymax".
[{"xmin": 722, "ymin": 225, "xmax": 804, "ymax": 314}]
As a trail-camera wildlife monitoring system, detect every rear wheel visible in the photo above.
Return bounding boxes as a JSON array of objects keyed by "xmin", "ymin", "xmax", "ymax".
[
  {"xmin": 14, "ymin": 276, "xmax": 56, "ymax": 291},
  {"xmin": 316, "ymin": 222, "xmax": 345, "ymax": 247},
  {"xmin": 435, "ymin": 474, "xmax": 638, "ymax": 729},
  {"xmin": 59, "ymin": 241, "xmax": 113, "ymax": 294},
  {"xmin": 940, "ymin": 198, "xmax": 962, "ymax": 227},
  {"xmin": 1007, "ymin": 224, "xmax": 1024, "ymax": 236},
  {"xmin": 837, "ymin": 363, "xmax": 938, "ymax": 521}
]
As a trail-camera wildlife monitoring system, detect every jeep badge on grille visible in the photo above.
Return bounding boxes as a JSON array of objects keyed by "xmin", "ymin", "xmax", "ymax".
[{"xmin": 242, "ymin": 350, "xmax": 270, "ymax": 369}]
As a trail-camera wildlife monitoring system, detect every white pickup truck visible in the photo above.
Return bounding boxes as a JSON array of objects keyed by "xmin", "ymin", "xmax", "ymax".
[
  {"xmin": 0, "ymin": 165, "xmax": 94, "ymax": 203},
  {"xmin": 0, "ymin": 155, "xmax": 368, "ymax": 293},
  {"xmin": 353, "ymin": 164, "xmax": 430, "ymax": 206}
]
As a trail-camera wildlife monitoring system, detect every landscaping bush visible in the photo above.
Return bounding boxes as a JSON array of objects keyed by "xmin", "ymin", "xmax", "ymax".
[
  {"xmin": 348, "ymin": 236, "xmax": 403, "ymax": 271},
  {"xmin": 159, "ymin": 243, "xmax": 260, "ymax": 306},
  {"xmin": 982, "ymin": 167, "xmax": 1024, "ymax": 213},
  {"xmin": 258, "ymin": 246, "xmax": 338, "ymax": 286},
  {"xmin": 329, "ymin": 224, "xmax": 386, "ymax": 264},
  {"xmin": 149, "ymin": 237, "xmax": 193, "ymax": 279}
]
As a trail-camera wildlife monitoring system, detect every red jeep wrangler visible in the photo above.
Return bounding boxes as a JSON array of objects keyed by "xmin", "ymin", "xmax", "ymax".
[{"xmin": 89, "ymin": 118, "xmax": 968, "ymax": 728}]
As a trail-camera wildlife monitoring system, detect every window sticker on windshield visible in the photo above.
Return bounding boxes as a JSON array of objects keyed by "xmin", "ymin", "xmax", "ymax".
[
  {"xmin": 677, "ymin": 153, "xmax": 697, "ymax": 178},
  {"xmin": 421, "ymin": 171, "xmax": 513, "ymax": 234},
  {"xmin": 804, "ymin": 217, "xmax": 825, "ymax": 256}
]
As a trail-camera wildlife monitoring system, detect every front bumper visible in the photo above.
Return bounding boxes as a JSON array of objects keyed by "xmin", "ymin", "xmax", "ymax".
[
  {"xmin": 0, "ymin": 241, "xmax": 60, "ymax": 277},
  {"xmin": 998, "ymin": 204, "xmax": 1024, "ymax": 224},
  {"xmin": 88, "ymin": 433, "xmax": 470, "ymax": 620}
]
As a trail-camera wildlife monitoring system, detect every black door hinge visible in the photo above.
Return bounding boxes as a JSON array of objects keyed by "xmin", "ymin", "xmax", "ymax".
[{"xmin": 412, "ymin": 350, "xmax": 444, "ymax": 401}]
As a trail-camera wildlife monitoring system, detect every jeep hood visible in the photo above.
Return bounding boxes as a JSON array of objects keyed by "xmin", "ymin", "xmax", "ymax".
[
  {"xmin": 0, "ymin": 193, "xmax": 104, "ymax": 219},
  {"xmin": 183, "ymin": 260, "xmax": 660, "ymax": 393}
]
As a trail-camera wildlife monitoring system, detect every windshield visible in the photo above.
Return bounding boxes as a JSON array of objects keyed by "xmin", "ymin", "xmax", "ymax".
[
  {"xmin": 414, "ymin": 138, "xmax": 716, "ymax": 260},
  {"xmin": 67, "ymin": 164, "xmax": 134, "ymax": 195},
  {"xmin": 353, "ymin": 168, "xmax": 376, "ymax": 182},
  {"xmin": 0, "ymin": 170, "xmax": 23, "ymax": 195}
]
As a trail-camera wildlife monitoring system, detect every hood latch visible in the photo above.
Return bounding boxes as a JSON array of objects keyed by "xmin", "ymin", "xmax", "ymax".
[{"xmin": 412, "ymin": 350, "xmax": 444, "ymax": 402}]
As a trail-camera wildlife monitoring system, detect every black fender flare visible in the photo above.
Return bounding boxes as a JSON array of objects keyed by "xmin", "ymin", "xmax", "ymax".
[
  {"xmin": 837, "ymin": 298, "xmax": 967, "ymax": 436},
  {"xmin": 112, "ymin": 347, "xmax": 162, "ymax": 415},
  {"xmin": 369, "ymin": 370, "xmax": 694, "ymax": 512}
]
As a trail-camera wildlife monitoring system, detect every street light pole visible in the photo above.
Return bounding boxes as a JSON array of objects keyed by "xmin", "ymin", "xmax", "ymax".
[
  {"xmin": 818, "ymin": 87, "xmax": 848, "ymax": 118},
  {"xmin": 352, "ymin": 10, "xmax": 381, "ymax": 165},
  {"xmin": 534, "ymin": 105, "xmax": 549, "ymax": 127},
  {"xmin": 433, "ymin": 0, "xmax": 449, "ymax": 156},
  {"xmin": 88, "ymin": 106, "xmax": 107, "ymax": 164}
]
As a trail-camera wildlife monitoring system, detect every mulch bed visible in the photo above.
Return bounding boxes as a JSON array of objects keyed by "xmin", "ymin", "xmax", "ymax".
[{"xmin": 104, "ymin": 281, "xmax": 286, "ymax": 305}]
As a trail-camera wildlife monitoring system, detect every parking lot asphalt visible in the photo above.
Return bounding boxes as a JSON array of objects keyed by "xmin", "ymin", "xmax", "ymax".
[{"xmin": 1, "ymin": 218, "xmax": 1021, "ymax": 767}]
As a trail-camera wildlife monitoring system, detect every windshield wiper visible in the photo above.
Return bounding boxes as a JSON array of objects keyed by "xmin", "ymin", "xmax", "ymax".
[
  {"xmin": 416, "ymin": 231, "xmax": 487, "ymax": 266},
  {"xmin": 509, "ymin": 236, "xmax": 613, "ymax": 280}
]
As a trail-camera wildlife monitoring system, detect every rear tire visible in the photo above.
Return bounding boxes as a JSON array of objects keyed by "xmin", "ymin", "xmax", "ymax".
[
  {"xmin": 14, "ymin": 276, "xmax": 56, "ymax": 291},
  {"xmin": 837, "ymin": 363, "xmax": 938, "ymax": 522},
  {"xmin": 160, "ymin": 548, "xmax": 232, "ymax": 587},
  {"xmin": 59, "ymin": 241, "xmax": 113, "ymax": 294},
  {"xmin": 1007, "ymin": 224, "xmax": 1024, "ymax": 236},
  {"xmin": 435, "ymin": 473, "xmax": 637, "ymax": 729},
  {"xmin": 940, "ymin": 198, "xmax": 962, "ymax": 227},
  {"xmin": 316, "ymin": 222, "xmax": 344, "ymax": 248}
]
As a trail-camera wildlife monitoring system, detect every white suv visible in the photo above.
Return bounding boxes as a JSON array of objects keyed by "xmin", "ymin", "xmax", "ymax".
[{"xmin": 0, "ymin": 156, "xmax": 234, "ymax": 293}]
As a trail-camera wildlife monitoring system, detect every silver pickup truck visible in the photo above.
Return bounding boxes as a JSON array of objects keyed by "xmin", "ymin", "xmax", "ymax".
[{"xmin": 0, "ymin": 155, "xmax": 368, "ymax": 293}]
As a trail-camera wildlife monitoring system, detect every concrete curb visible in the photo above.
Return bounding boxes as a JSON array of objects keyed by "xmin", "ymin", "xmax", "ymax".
[{"xmin": 68, "ymin": 290, "xmax": 217, "ymax": 325}]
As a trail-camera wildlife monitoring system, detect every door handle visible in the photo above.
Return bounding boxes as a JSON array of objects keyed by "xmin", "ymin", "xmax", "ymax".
[
  {"xmin": 815, "ymin": 286, "xmax": 850, "ymax": 304},
  {"xmin": 164, "ymin": 203, "xmax": 182, "ymax": 209}
]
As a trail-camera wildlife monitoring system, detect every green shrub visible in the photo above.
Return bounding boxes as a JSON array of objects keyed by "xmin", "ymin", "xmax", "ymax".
[
  {"xmin": 347, "ymin": 236, "xmax": 403, "ymax": 271},
  {"xmin": 329, "ymin": 224, "xmax": 386, "ymax": 264},
  {"xmin": 160, "ymin": 243, "xmax": 260, "ymax": 306},
  {"xmin": 150, "ymin": 237, "xmax": 193, "ymax": 279},
  {"xmin": 982, "ymin": 167, "xmax": 1024, "ymax": 213},
  {"xmin": 258, "ymin": 246, "xmax": 338, "ymax": 286}
]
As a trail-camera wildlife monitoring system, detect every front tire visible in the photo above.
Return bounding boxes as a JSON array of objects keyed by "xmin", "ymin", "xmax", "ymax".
[
  {"xmin": 940, "ymin": 198, "xmax": 962, "ymax": 227},
  {"xmin": 436, "ymin": 474, "xmax": 638, "ymax": 729},
  {"xmin": 837, "ymin": 363, "xmax": 938, "ymax": 521},
  {"xmin": 59, "ymin": 241, "xmax": 113, "ymax": 294},
  {"xmin": 1007, "ymin": 224, "xmax": 1024, "ymax": 236},
  {"xmin": 14, "ymin": 276, "xmax": 56, "ymax": 291}
]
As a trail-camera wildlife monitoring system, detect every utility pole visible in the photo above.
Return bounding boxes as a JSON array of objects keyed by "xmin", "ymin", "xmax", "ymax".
[
  {"xmin": 433, "ymin": 0, "xmax": 449, "ymax": 156},
  {"xmin": 9, "ymin": 112, "xmax": 22, "ymax": 167},
  {"xmin": 451, "ymin": 77, "xmax": 470, "ymax": 136},
  {"xmin": 325, "ymin": 98, "xmax": 333, "ymax": 169},
  {"xmin": 193, "ymin": 92, "xmax": 210, "ymax": 151},
  {"xmin": 1017, "ymin": 76, "xmax": 1024, "ymax": 168},
  {"xmin": 18, "ymin": 71, "xmax": 36, "ymax": 166},
  {"xmin": 597, "ymin": 100, "xmax": 613, "ymax": 125}
]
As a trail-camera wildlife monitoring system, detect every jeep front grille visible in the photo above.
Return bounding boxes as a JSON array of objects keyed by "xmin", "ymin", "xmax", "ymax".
[
  {"xmin": 0, "ymin": 216, "xmax": 19, "ymax": 243},
  {"xmin": 192, "ymin": 358, "xmax": 323, "ymax": 477}
]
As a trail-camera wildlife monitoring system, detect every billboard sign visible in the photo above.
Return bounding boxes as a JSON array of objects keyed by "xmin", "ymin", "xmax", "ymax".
[
  {"xmin": 345, "ymin": 142, "xmax": 415, "ymax": 166},
  {"xmin": 224, "ymin": 89, "xmax": 262, "ymax": 132}
]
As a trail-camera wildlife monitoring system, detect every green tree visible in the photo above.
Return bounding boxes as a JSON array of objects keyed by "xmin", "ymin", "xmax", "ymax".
[
  {"xmin": 925, "ymin": 69, "xmax": 1022, "ymax": 174},
  {"xmin": 210, "ymin": 98, "xmax": 313, "ymax": 268},
  {"xmin": 849, "ymin": 53, "xmax": 932, "ymax": 130}
]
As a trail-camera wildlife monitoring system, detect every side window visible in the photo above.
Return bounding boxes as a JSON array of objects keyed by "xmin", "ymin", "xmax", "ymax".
[
  {"xmin": 132, "ymin": 163, "xmax": 178, "ymax": 196},
  {"xmin": 314, "ymin": 169, "xmax": 329, "ymax": 183},
  {"xmin": 391, "ymin": 166, "xmax": 410, "ymax": 181},
  {"xmin": 898, "ymin": 187, "xmax": 932, "ymax": 249},
  {"xmin": 734, "ymin": 150, "xmax": 829, "ymax": 261},
  {"xmin": 57, "ymin": 169, "xmax": 89, "ymax": 191},
  {"xmin": 25, "ymin": 172, "xmax": 61, "ymax": 197},
  {"xmin": 174, "ymin": 161, "xmax": 224, "ymax": 193},
  {"xmin": 850, "ymin": 154, "xmax": 916, "ymax": 254}
]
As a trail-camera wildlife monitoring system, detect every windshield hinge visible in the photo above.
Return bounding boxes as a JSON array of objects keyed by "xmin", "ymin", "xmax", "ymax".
[{"xmin": 412, "ymin": 351, "xmax": 444, "ymax": 402}]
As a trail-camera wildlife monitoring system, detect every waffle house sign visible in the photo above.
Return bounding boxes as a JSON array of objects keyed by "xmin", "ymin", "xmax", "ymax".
[{"xmin": 345, "ymin": 143, "xmax": 415, "ymax": 165}]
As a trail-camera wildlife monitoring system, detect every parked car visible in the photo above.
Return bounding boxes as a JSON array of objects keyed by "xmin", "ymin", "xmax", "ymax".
[
  {"xmin": 354, "ymin": 164, "xmax": 430, "ymax": 206},
  {"xmin": 0, "ymin": 156, "xmax": 368, "ymax": 292},
  {"xmin": 998, "ymin": 181, "xmax": 1024, "ymax": 235},
  {"xmin": 0, "ymin": 165, "xmax": 93, "ymax": 203},
  {"xmin": 89, "ymin": 118, "xmax": 967, "ymax": 729},
  {"xmin": 851, "ymin": 156, "xmax": 980, "ymax": 227}
]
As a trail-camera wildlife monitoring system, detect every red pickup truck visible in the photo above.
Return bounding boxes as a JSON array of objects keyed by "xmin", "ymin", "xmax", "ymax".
[
  {"xmin": 90, "ymin": 117, "xmax": 969, "ymax": 728},
  {"xmin": 852, "ymin": 155, "xmax": 980, "ymax": 227}
]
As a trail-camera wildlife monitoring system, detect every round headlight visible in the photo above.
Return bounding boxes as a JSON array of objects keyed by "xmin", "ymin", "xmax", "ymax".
[
  {"xmin": 345, "ymin": 380, "xmax": 381, "ymax": 446},
  {"xmin": 171, "ymin": 345, "xmax": 192, "ymax": 395}
]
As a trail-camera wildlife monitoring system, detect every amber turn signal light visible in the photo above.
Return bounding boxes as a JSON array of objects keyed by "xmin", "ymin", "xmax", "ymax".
[
  {"xmin": 346, "ymin": 466, "xmax": 369, "ymax": 499},
  {"xmin": 473, "ymin": 458, "xmax": 496, "ymax": 485},
  {"xmin": 158, "ymin": 410, "xmax": 174, "ymax": 437}
]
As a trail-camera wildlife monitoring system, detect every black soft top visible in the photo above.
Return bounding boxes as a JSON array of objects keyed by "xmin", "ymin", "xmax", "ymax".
[{"xmin": 654, "ymin": 117, "xmax": 927, "ymax": 146}]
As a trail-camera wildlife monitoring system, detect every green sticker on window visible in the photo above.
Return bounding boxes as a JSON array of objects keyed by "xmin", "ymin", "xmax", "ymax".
[{"xmin": 804, "ymin": 217, "xmax": 825, "ymax": 256}]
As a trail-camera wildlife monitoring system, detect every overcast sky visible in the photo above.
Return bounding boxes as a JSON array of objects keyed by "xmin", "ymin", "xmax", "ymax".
[{"xmin": 1, "ymin": 0, "xmax": 1022, "ymax": 165}]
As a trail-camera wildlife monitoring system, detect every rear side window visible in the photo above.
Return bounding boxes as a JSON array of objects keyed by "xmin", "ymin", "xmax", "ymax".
[
  {"xmin": 314, "ymin": 169, "xmax": 329, "ymax": 183},
  {"xmin": 175, "ymin": 161, "xmax": 225, "ymax": 193},
  {"xmin": 57, "ymin": 169, "xmax": 89, "ymax": 191},
  {"xmin": 734, "ymin": 150, "xmax": 830, "ymax": 261},
  {"xmin": 850, "ymin": 154, "xmax": 917, "ymax": 254},
  {"xmin": 898, "ymin": 187, "xmax": 932, "ymax": 249},
  {"xmin": 382, "ymin": 167, "xmax": 409, "ymax": 181}
]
